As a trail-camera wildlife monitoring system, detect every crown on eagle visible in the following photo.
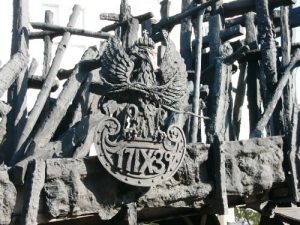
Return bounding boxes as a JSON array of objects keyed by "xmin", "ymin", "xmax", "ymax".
[{"xmin": 136, "ymin": 30, "xmax": 155, "ymax": 49}]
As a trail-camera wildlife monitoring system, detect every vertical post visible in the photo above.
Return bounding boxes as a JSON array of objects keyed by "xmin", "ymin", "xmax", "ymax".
[
  {"xmin": 124, "ymin": 18, "xmax": 139, "ymax": 49},
  {"xmin": 6, "ymin": 0, "xmax": 29, "ymax": 163},
  {"xmin": 233, "ymin": 62, "xmax": 247, "ymax": 139},
  {"xmin": 206, "ymin": 2, "xmax": 223, "ymax": 143},
  {"xmin": 256, "ymin": 0, "xmax": 278, "ymax": 96},
  {"xmin": 142, "ymin": 18, "xmax": 154, "ymax": 35},
  {"xmin": 20, "ymin": 160, "xmax": 45, "ymax": 225},
  {"xmin": 158, "ymin": 0, "xmax": 170, "ymax": 64},
  {"xmin": 208, "ymin": 0, "xmax": 223, "ymax": 64},
  {"xmin": 255, "ymin": 0, "xmax": 278, "ymax": 136},
  {"xmin": 207, "ymin": 50, "xmax": 233, "ymax": 143},
  {"xmin": 119, "ymin": 0, "xmax": 133, "ymax": 48},
  {"xmin": 12, "ymin": 5, "xmax": 81, "ymax": 163},
  {"xmin": 281, "ymin": 6, "xmax": 294, "ymax": 135},
  {"xmin": 208, "ymin": 14, "xmax": 222, "ymax": 63},
  {"xmin": 40, "ymin": 10, "xmax": 54, "ymax": 115},
  {"xmin": 190, "ymin": 8, "xmax": 205, "ymax": 143},
  {"xmin": 281, "ymin": 5, "xmax": 299, "ymax": 203},
  {"xmin": 10, "ymin": 0, "xmax": 29, "ymax": 56},
  {"xmin": 160, "ymin": 0, "xmax": 170, "ymax": 19},
  {"xmin": 245, "ymin": 13, "xmax": 261, "ymax": 135},
  {"xmin": 180, "ymin": 0, "xmax": 193, "ymax": 70},
  {"xmin": 126, "ymin": 203, "xmax": 137, "ymax": 225},
  {"xmin": 42, "ymin": 10, "xmax": 53, "ymax": 78}
]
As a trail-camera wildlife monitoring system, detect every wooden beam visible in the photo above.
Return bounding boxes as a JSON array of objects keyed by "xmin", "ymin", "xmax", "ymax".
[
  {"xmin": 0, "ymin": 51, "xmax": 28, "ymax": 98},
  {"xmin": 27, "ymin": 75, "xmax": 59, "ymax": 92},
  {"xmin": 225, "ymin": 6, "xmax": 300, "ymax": 29},
  {"xmin": 101, "ymin": 12, "xmax": 154, "ymax": 32},
  {"xmin": 6, "ymin": 0, "xmax": 30, "ymax": 164},
  {"xmin": 12, "ymin": 5, "xmax": 82, "ymax": 164},
  {"xmin": 99, "ymin": 13, "xmax": 119, "ymax": 21},
  {"xmin": 222, "ymin": 0, "xmax": 295, "ymax": 18},
  {"xmin": 32, "ymin": 47, "xmax": 98, "ymax": 149},
  {"xmin": 202, "ymin": 24, "xmax": 245, "ymax": 48},
  {"xmin": 244, "ymin": 13, "xmax": 261, "ymax": 134},
  {"xmin": 190, "ymin": 8, "xmax": 205, "ymax": 143},
  {"xmin": 42, "ymin": 10, "xmax": 53, "ymax": 78},
  {"xmin": 250, "ymin": 48, "xmax": 300, "ymax": 138},
  {"xmin": 256, "ymin": 0, "xmax": 278, "ymax": 93},
  {"xmin": 152, "ymin": 0, "xmax": 218, "ymax": 34},
  {"xmin": 180, "ymin": 0, "xmax": 193, "ymax": 70},
  {"xmin": 30, "ymin": 22, "xmax": 112, "ymax": 39}
]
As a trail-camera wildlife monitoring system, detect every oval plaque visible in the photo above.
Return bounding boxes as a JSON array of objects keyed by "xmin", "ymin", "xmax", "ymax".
[{"xmin": 94, "ymin": 117, "xmax": 186, "ymax": 187}]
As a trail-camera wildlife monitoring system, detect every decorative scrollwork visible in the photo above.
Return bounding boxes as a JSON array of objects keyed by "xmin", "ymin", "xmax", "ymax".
[
  {"xmin": 94, "ymin": 30, "xmax": 188, "ymax": 187},
  {"xmin": 94, "ymin": 118, "xmax": 186, "ymax": 187}
]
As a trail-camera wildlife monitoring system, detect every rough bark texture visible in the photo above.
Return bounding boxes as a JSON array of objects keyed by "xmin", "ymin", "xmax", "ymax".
[
  {"xmin": 281, "ymin": 6, "xmax": 295, "ymax": 140},
  {"xmin": 208, "ymin": 14, "xmax": 222, "ymax": 63},
  {"xmin": 0, "ymin": 51, "xmax": 28, "ymax": 98},
  {"xmin": 30, "ymin": 22, "xmax": 112, "ymax": 40},
  {"xmin": 256, "ymin": 0, "xmax": 278, "ymax": 89},
  {"xmin": 43, "ymin": 144, "xmax": 213, "ymax": 219},
  {"xmin": 202, "ymin": 24, "xmax": 244, "ymax": 49},
  {"xmin": 152, "ymin": 0, "xmax": 217, "ymax": 34},
  {"xmin": 101, "ymin": 12, "xmax": 153, "ymax": 33},
  {"xmin": 27, "ymin": 75, "xmax": 59, "ymax": 92},
  {"xmin": 20, "ymin": 160, "xmax": 45, "ymax": 225},
  {"xmin": 222, "ymin": 136, "xmax": 285, "ymax": 196},
  {"xmin": 251, "ymin": 49, "xmax": 300, "ymax": 138},
  {"xmin": 32, "ymin": 47, "xmax": 98, "ymax": 149},
  {"xmin": 7, "ymin": 0, "xmax": 30, "ymax": 164},
  {"xmin": 297, "ymin": 108, "xmax": 300, "ymax": 196},
  {"xmin": 1, "ymin": 1, "xmax": 300, "ymax": 224},
  {"xmin": 233, "ymin": 63, "xmax": 247, "ymax": 139},
  {"xmin": 28, "ymin": 58, "xmax": 38, "ymax": 76},
  {"xmin": 207, "ymin": 44, "xmax": 233, "ymax": 143},
  {"xmin": 99, "ymin": 13, "xmax": 119, "ymax": 21},
  {"xmin": 122, "ymin": 18, "xmax": 139, "ymax": 49},
  {"xmin": 222, "ymin": 0, "xmax": 295, "ymax": 18},
  {"xmin": 244, "ymin": 12, "xmax": 262, "ymax": 134},
  {"xmin": 287, "ymin": 105, "xmax": 300, "ymax": 202},
  {"xmin": 13, "ymin": 5, "xmax": 81, "ymax": 161},
  {"xmin": 180, "ymin": 0, "xmax": 193, "ymax": 70},
  {"xmin": 0, "ymin": 102, "xmax": 11, "ymax": 149},
  {"xmin": 0, "ymin": 166, "xmax": 17, "ymax": 225},
  {"xmin": 7, "ymin": 137, "xmax": 285, "ymax": 223},
  {"xmin": 10, "ymin": 112, "xmax": 108, "ymax": 186},
  {"xmin": 42, "ymin": 10, "xmax": 53, "ymax": 78},
  {"xmin": 190, "ymin": 8, "xmax": 205, "ymax": 143}
]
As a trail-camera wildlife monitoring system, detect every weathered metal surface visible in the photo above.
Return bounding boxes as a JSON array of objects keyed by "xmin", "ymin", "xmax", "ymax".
[
  {"xmin": 94, "ymin": 117, "xmax": 186, "ymax": 186},
  {"xmin": 94, "ymin": 30, "xmax": 188, "ymax": 186},
  {"xmin": 0, "ymin": 0, "xmax": 300, "ymax": 224}
]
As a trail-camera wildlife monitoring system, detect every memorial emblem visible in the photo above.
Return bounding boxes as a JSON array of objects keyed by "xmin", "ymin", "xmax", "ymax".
[{"xmin": 94, "ymin": 31, "xmax": 188, "ymax": 186}]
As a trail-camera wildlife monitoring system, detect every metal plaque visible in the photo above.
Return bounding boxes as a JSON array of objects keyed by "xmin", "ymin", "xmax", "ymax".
[{"xmin": 94, "ymin": 117, "xmax": 186, "ymax": 187}]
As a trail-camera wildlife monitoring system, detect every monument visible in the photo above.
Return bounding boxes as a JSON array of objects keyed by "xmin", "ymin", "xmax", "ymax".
[{"xmin": 0, "ymin": 0, "xmax": 299, "ymax": 224}]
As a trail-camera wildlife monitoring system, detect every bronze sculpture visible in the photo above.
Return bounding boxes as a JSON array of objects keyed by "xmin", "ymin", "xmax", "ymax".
[{"xmin": 0, "ymin": 0, "xmax": 299, "ymax": 224}]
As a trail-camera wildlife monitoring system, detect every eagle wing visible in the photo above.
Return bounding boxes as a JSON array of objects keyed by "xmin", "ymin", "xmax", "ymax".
[
  {"xmin": 100, "ymin": 37, "xmax": 134, "ymax": 86},
  {"xmin": 158, "ymin": 38, "xmax": 188, "ymax": 106}
]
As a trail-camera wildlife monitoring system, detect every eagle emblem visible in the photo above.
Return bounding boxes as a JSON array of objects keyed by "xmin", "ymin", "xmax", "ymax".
[{"xmin": 94, "ymin": 30, "xmax": 188, "ymax": 186}]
